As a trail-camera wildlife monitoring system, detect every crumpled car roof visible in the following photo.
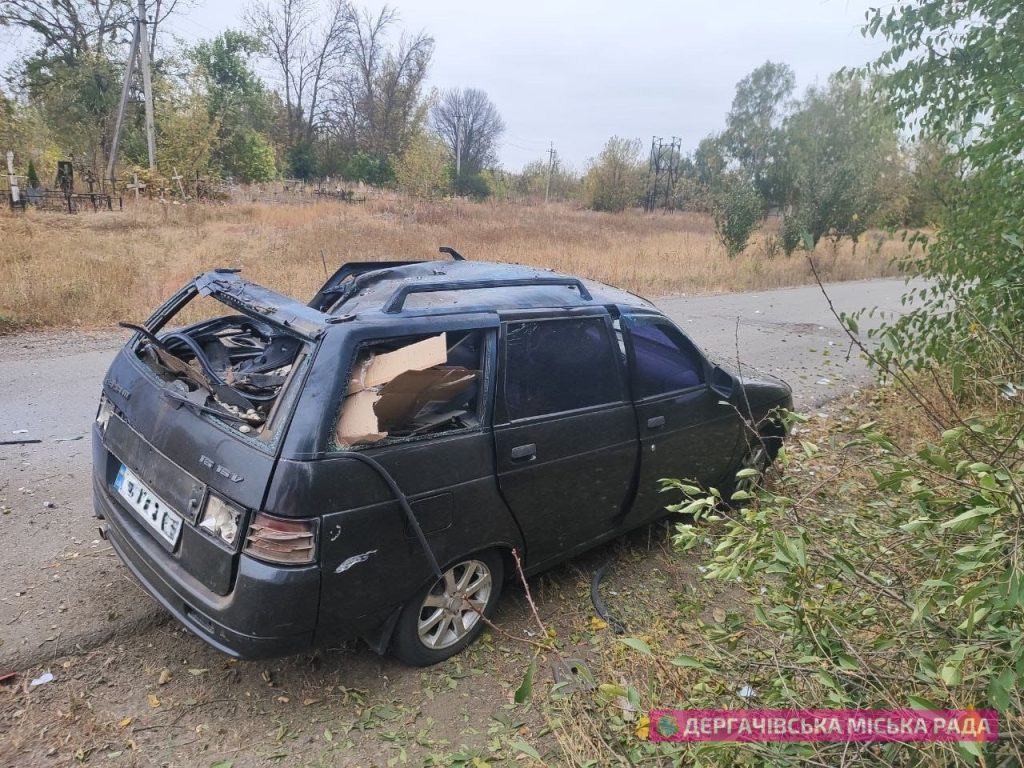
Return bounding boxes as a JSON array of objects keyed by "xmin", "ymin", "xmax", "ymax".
[{"xmin": 321, "ymin": 259, "xmax": 654, "ymax": 316}]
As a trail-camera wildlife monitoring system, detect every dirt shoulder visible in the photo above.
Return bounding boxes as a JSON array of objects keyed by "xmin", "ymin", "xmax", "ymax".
[{"xmin": 0, "ymin": 525, "xmax": 684, "ymax": 768}]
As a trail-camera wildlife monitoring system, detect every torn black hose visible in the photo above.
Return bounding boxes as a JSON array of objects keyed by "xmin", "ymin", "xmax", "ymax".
[
  {"xmin": 121, "ymin": 321, "xmax": 256, "ymax": 411},
  {"xmin": 339, "ymin": 452, "xmax": 444, "ymax": 583},
  {"xmin": 591, "ymin": 560, "xmax": 626, "ymax": 634}
]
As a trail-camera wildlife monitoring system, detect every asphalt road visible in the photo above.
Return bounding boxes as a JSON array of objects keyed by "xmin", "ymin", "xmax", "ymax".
[{"xmin": 0, "ymin": 277, "xmax": 915, "ymax": 672}]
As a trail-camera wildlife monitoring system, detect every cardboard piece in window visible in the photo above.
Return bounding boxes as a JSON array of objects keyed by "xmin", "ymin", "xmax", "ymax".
[
  {"xmin": 374, "ymin": 367, "xmax": 478, "ymax": 431},
  {"xmin": 336, "ymin": 389, "xmax": 385, "ymax": 446},
  {"xmin": 337, "ymin": 333, "xmax": 450, "ymax": 447},
  {"xmin": 348, "ymin": 334, "xmax": 447, "ymax": 393}
]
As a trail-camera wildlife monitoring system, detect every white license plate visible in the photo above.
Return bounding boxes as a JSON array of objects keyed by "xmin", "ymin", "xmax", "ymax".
[{"xmin": 114, "ymin": 465, "xmax": 183, "ymax": 547}]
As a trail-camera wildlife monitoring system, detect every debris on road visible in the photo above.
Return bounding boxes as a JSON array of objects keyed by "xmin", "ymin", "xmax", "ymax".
[
  {"xmin": 0, "ymin": 439, "xmax": 42, "ymax": 446},
  {"xmin": 30, "ymin": 671, "xmax": 54, "ymax": 687}
]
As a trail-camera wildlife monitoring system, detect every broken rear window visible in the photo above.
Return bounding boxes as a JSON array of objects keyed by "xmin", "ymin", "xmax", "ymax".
[
  {"xmin": 335, "ymin": 330, "xmax": 487, "ymax": 448},
  {"xmin": 130, "ymin": 294, "xmax": 308, "ymax": 445}
]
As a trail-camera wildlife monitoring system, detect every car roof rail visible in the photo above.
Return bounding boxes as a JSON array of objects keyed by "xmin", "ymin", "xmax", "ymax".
[{"xmin": 382, "ymin": 277, "xmax": 594, "ymax": 314}]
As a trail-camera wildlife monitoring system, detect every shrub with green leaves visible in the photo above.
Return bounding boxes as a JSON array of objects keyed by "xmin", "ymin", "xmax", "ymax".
[
  {"xmin": 663, "ymin": 387, "xmax": 1023, "ymax": 764},
  {"xmin": 583, "ymin": 136, "xmax": 644, "ymax": 213},
  {"xmin": 711, "ymin": 174, "xmax": 762, "ymax": 257},
  {"xmin": 861, "ymin": 0, "xmax": 1024, "ymax": 377},
  {"xmin": 26, "ymin": 159, "xmax": 39, "ymax": 189},
  {"xmin": 780, "ymin": 213, "xmax": 804, "ymax": 256}
]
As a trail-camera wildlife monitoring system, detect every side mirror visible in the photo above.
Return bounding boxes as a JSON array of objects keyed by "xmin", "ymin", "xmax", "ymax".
[{"xmin": 710, "ymin": 366, "xmax": 735, "ymax": 400}]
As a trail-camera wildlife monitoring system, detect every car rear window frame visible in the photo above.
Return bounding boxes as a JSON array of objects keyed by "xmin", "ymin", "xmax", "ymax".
[
  {"xmin": 328, "ymin": 327, "xmax": 497, "ymax": 453},
  {"xmin": 126, "ymin": 294, "xmax": 316, "ymax": 456}
]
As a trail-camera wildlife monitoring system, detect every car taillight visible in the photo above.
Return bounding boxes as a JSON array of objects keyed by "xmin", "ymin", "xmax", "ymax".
[
  {"xmin": 244, "ymin": 512, "xmax": 317, "ymax": 565},
  {"xmin": 96, "ymin": 395, "xmax": 114, "ymax": 432},
  {"xmin": 198, "ymin": 494, "xmax": 243, "ymax": 546}
]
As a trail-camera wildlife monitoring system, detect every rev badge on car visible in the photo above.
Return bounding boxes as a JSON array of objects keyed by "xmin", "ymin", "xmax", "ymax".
[
  {"xmin": 198, "ymin": 455, "xmax": 244, "ymax": 483},
  {"xmin": 105, "ymin": 378, "xmax": 132, "ymax": 400}
]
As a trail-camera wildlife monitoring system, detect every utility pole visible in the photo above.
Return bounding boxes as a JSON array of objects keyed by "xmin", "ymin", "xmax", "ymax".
[
  {"xmin": 138, "ymin": 0, "xmax": 157, "ymax": 172},
  {"xmin": 105, "ymin": 0, "xmax": 156, "ymax": 189},
  {"xmin": 665, "ymin": 136, "xmax": 682, "ymax": 209},
  {"xmin": 544, "ymin": 142, "xmax": 556, "ymax": 204},
  {"xmin": 454, "ymin": 112, "xmax": 463, "ymax": 181},
  {"xmin": 644, "ymin": 136, "xmax": 658, "ymax": 212},
  {"xmin": 644, "ymin": 136, "xmax": 682, "ymax": 212}
]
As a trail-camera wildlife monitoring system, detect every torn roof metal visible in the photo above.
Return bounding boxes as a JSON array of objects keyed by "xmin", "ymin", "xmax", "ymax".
[
  {"xmin": 193, "ymin": 269, "xmax": 331, "ymax": 339},
  {"xmin": 190, "ymin": 258, "xmax": 655, "ymax": 336}
]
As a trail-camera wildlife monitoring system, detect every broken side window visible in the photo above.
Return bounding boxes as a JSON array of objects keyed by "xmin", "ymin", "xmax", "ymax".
[{"xmin": 335, "ymin": 330, "xmax": 487, "ymax": 448}]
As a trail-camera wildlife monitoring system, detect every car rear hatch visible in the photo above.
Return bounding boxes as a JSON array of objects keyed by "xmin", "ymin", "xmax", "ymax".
[{"xmin": 95, "ymin": 270, "xmax": 325, "ymax": 596}]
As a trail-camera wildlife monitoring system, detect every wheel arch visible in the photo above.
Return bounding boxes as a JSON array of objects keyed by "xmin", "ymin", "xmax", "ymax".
[{"xmin": 367, "ymin": 542, "xmax": 515, "ymax": 657}]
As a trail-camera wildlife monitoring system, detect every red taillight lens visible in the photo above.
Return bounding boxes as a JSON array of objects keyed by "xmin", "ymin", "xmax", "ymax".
[{"xmin": 244, "ymin": 512, "xmax": 317, "ymax": 565}]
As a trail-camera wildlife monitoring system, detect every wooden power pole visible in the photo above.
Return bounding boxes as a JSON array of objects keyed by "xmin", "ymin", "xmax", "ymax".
[
  {"xmin": 544, "ymin": 142, "xmax": 556, "ymax": 204},
  {"xmin": 106, "ymin": 0, "xmax": 156, "ymax": 188},
  {"xmin": 137, "ymin": 0, "xmax": 157, "ymax": 171}
]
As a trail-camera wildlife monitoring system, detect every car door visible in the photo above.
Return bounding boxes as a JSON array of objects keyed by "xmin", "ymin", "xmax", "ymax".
[
  {"xmin": 299, "ymin": 323, "xmax": 523, "ymax": 641},
  {"xmin": 493, "ymin": 312, "xmax": 639, "ymax": 569},
  {"xmin": 622, "ymin": 312, "xmax": 745, "ymax": 525}
]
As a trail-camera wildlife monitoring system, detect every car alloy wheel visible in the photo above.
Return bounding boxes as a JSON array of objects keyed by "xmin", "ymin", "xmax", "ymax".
[
  {"xmin": 391, "ymin": 550, "xmax": 504, "ymax": 666},
  {"xmin": 417, "ymin": 559, "xmax": 493, "ymax": 650},
  {"xmin": 735, "ymin": 442, "xmax": 770, "ymax": 493}
]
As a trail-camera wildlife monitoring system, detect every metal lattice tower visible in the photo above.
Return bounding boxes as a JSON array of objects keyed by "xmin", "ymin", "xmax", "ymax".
[{"xmin": 644, "ymin": 136, "xmax": 682, "ymax": 212}]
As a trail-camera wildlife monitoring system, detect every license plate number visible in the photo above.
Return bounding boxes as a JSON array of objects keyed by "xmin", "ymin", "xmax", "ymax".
[{"xmin": 114, "ymin": 465, "xmax": 183, "ymax": 547}]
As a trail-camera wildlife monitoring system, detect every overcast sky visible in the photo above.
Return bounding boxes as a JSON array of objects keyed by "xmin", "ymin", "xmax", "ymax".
[{"xmin": 3, "ymin": 0, "xmax": 889, "ymax": 170}]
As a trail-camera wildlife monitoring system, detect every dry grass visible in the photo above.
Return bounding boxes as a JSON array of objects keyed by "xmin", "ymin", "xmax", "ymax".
[{"xmin": 0, "ymin": 196, "xmax": 909, "ymax": 330}]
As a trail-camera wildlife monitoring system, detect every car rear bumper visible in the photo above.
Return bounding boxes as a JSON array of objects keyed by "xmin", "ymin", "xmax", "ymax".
[{"xmin": 93, "ymin": 468, "xmax": 319, "ymax": 660}]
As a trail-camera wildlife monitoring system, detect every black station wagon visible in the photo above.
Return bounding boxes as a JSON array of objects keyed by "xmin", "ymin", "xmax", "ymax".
[{"xmin": 92, "ymin": 253, "xmax": 792, "ymax": 665}]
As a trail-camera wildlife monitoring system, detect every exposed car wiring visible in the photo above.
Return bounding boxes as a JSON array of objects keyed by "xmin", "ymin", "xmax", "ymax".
[{"xmin": 159, "ymin": 387, "xmax": 254, "ymax": 424}]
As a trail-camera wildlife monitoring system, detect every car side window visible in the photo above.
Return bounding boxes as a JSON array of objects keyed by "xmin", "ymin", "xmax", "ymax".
[
  {"xmin": 628, "ymin": 317, "xmax": 706, "ymax": 398},
  {"xmin": 335, "ymin": 329, "xmax": 487, "ymax": 449},
  {"xmin": 503, "ymin": 317, "xmax": 622, "ymax": 420}
]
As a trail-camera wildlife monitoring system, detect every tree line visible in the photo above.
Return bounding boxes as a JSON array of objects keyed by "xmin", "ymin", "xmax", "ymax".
[
  {"xmin": 0, "ymin": 0, "xmax": 506, "ymax": 196},
  {"xmin": 0, "ymin": 0, "xmax": 955, "ymax": 245},
  {"xmin": 571, "ymin": 62, "xmax": 956, "ymax": 254}
]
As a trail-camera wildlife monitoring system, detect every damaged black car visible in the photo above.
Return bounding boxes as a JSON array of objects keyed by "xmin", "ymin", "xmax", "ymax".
[{"xmin": 92, "ymin": 253, "xmax": 792, "ymax": 666}]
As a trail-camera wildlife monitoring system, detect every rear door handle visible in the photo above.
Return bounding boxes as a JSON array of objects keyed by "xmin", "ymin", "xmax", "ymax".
[
  {"xmin": 510, "ymin": 443, "xmax": 537, "ymax": 462},
  {"xmin": 647, "ymin": 415, "xmax": 666, "ymax": 429}
]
